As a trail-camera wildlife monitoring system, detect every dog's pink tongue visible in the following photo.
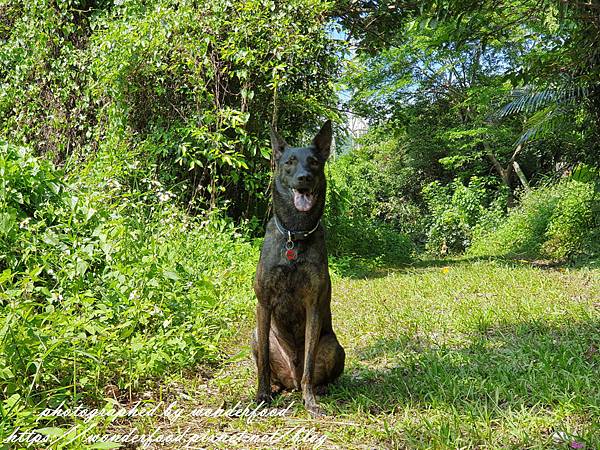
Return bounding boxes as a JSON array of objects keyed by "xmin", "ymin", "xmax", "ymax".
[{"xmin": 293, "ymin": 191, "xmax": 314, "ymax": 212}]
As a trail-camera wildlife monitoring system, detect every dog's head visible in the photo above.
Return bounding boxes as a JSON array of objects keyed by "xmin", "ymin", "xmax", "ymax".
[{"xmin": 270, "ymin": 120, "xmax": 332, "ymax": 213}]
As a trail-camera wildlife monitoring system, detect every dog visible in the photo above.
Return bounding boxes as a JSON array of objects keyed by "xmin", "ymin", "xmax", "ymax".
[{"xmin": 251, "ymin": 120, "xmax": 345, "ymax": 417}]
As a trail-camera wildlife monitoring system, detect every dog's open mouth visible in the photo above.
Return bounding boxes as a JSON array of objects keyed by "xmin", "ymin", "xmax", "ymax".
[{"xmin": 292, "ymin": 188, "xmax": 316, "ymax": 212}]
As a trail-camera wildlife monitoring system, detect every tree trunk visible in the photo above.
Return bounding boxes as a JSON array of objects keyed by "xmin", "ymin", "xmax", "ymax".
[
  {"xmin": 512, "ymin": 160, "xmax": 530, "ymax": 191},
  {"xmin": 484, "ymin": 142, "xmax": 525, "ymax": 208}
]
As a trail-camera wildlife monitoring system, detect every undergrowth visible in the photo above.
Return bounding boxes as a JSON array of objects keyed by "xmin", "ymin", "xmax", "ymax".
[
  {"xmin": 0, "ymin": 141, "xmax": 257, "ymax": 438},
  {"xmin": 469, "ymin": 178, "xmax": 600, "ymax": 260}
]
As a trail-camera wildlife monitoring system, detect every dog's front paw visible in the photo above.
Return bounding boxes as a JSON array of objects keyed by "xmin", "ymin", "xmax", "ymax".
[
  {"xmin": 256, "ymin": 391, "xmax": 273, "ymax": 406},
  {"xmin": 305, "ymin": 402, "xmax": 324, "ymax": 418}
]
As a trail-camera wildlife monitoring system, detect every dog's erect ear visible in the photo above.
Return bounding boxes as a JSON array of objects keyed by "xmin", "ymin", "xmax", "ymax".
[
  {"xmin": 312, "ymin": 120, "xmax": 332, "ymax": 160},
  {"xmin": 270, "ymin": 126, "xmax": 288, "ymax": 161}
]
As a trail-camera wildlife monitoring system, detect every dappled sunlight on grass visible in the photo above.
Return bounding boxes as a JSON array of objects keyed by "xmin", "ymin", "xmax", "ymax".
[
  {"xmin": 97, "ymin": 257, "xmax": 599, "ymax": 448},
  {"xmin": 325, "ymin": 257, "xmax": 600, "ymax": 447}
]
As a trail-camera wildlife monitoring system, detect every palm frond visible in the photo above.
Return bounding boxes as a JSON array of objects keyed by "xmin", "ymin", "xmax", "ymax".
[
  {"xmin": 495, "ymin": 84, "xmax": 588, "ymax": 120},
  {"xmin": 493, "ymin": 82, "xmax": 590, "ymax": 146},
  {"xmin": 514, "ymin": 104, "xmax": 568, "ymax": 145}
]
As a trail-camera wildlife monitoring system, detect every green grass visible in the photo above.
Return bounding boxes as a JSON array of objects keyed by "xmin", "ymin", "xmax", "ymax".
[{"xmin": 94, "ymin": 257, "xmax": 600, "ymax": 449}]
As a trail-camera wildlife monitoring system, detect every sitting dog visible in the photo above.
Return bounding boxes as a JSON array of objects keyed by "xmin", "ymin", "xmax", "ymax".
[{"xmin": 251, "ymin": 120, "xmax": 345, "ymax": 417}]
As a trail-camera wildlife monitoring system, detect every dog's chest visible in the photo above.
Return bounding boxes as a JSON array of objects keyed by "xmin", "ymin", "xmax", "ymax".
[
  {"xmin": 271, "ymin": 295, "xmax": 306, "ymax": 343},
  {"xmin": 267, "ymin": 263, "xmax": 324, "ymax": 338},
  {"xmin": 268, "ymin": 262, "xmax": 324, "ymax": 299}
]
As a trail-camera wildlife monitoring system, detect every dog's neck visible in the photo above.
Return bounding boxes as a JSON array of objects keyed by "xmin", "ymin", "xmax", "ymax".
[{"xmin": 272, "ymin": 178, "xmax": 325, "ymax": 232}]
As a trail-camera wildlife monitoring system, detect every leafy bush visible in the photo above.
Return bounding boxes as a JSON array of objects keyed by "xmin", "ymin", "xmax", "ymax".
[
  {"xmin": 0, "ymin": 142, "xmax": 257, "ymax": 437},
  {"xmin": 1, "ymin": 0, "xmax": 341, "ymax": 221},
  {"xmin": 324, "ymin": 159, "xmax": 413, "ymax": 264},
  {"xmin": 0, "ymin": 142, "xmax": 63, "ymax": 243},
  {"xmin": 326, "ymin": 130, "xmax": 426, "ymax": 239},
  {"xmin": 325, "ymin": 209, "xmax": 413, "ymax": 264},
  {"xmin": 469, "ymin": 176, "xmax": 600, "ymax": 260},
  {"xmin": 422, "ymin": 177, "xmax": 506, "ymax": 254},
  {"xmin": 543, "ymin": 180, "xmax": 599, "ymax": 259}
]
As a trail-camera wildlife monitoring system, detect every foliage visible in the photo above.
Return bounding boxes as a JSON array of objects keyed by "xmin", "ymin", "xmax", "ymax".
[
  {"xmin": 422, "ymin": 177, "xmax": 507, "ymax": 253},
  {"xmin": 0, "ymin": 0, "xmax": 342, "ymax": 222},
  {"xmin": 324, "ymin": 156, "xmax": 414, "ymax": 264},
  {"xmin": 2, "ymin": 0, "xmax": 600, "ymax": 446},
  {"xmin": 0, "ymin": 0, "xmax": 97, "ymax": 161},
  {"xmin": 0, "ymin": 142, "xmax": 63, "ymax": 243},
  {"xmin": 335, "ymin": 0, "xmax": 599, "ymax": 257},
  {"xmin": 348, "ymin": 9, "xmax": 596, "ymax": 177},
  {"xmin": 330, "ymin": 127, "xmax": 430, "ymax": 242},
  {"xmin": 0, "ymin": 141, "xmax": 257, "ymax": 436},
  {"xmin": 469, "ymin": 175, "xmax": 600, "ymax": 260},
  {"xmin": 544, "ymin": 180, "xmax": 600, "ymax": 259},
  {"xmin": 342, "ymin": 17, "xmax": 536, "ymax": 214}
]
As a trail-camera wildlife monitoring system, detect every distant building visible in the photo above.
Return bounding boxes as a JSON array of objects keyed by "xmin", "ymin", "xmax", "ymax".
[
  {"xmin": 336, "ymin": 112, "xmax": 368, "ymax": 155},
  {"xmin": 348, "ymin": 113, "xmax": 368, "ymax": 140}
]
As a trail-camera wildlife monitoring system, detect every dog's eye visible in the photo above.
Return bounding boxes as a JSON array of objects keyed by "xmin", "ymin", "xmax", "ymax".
[{"xmin": 309, "ymin": 159, "xmax": 320, "ymax": 167}]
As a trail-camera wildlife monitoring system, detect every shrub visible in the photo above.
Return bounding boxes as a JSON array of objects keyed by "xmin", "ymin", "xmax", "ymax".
[
  {"xmin": 422, "ymin": 177, "xmax": 505, "ymax": 254},
  {"xmin": 0, "ymin": 142, "xmax": 257, "ymax": 437},
  {"xmin": 328, "ymin": 130, "xmax": 429, "ymax": 244},
  {"xmin": 0, "ymin": 141, "xmax": 64, "ymax": 245},
  {"xmin": 1, "ymin": 0, "xmax": 341, "ymax": 222},
  {"xmin": 324, "ymin": 160, "xmax": 413, "ymax": 264},
  {"xmin": 469, "ymin": 176, "xmax": 600, "ymax": 260},
  {"xmin": 543, "ymin": 180, "xmax": 599, "ymax": 258}
]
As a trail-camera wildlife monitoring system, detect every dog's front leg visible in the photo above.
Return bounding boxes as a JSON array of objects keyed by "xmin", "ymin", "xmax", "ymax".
[
  {"xmin": 302, "ymin": 303, "xmax": 323, "ymax": 417},
  {"xmin": 256, "ymin": 302, "xmax": 272, "ymax": 404}
]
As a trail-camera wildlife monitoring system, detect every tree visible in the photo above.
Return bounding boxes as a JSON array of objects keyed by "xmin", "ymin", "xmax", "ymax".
[
  {"xmin": 336, "ymin": 0, "xmax": 599, "ymax": 205},
  {"xmin": 0, "ymin": 0, "xmax": 343, "ymax": 222}
]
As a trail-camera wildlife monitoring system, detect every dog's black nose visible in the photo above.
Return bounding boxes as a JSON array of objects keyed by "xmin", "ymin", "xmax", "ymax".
[{"xmin": 297, "ymin": 172, "xmax": 314, "ymax": 183}]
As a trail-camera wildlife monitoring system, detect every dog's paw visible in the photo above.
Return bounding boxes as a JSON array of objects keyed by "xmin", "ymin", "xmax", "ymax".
[
  {"xmin": 255, "ymin": 392, "xmax": 273, "ymax": 405},
  {"xmin": 306, "ymin": 402, "xmax": 325, "ymax": 418}
]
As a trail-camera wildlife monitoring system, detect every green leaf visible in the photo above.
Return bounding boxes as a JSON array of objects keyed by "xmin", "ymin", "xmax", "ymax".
[
  {"xmin": 77, "ymin": 259, "xmax": 89, "ymax": 276},
  {"xmin": 36, "ymin": 427, "xmax": 67, "ymax": 437},
  {"xmin": 0, "ymin": 269, "xmax": 12, "ymax": 285},
  {"xmin": 0, "ymin": 210, "xmax": 16, "ymax": 236},
  {"xmin": 0, "ymin": 367, "xmax": 14, "ymax": 380},
  {"xmin": 163, "ymin": 270, "xmax": 179, "ymax": 281}
]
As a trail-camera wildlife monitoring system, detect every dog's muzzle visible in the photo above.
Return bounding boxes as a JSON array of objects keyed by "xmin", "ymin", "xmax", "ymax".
[{"xmin": 291, "ymin": 188, "xmax": 316, "ymax": 212}]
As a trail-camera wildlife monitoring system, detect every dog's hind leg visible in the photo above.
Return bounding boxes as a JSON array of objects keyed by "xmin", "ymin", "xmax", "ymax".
[
  {"xmin": 313, "ymin": 333, "xmax": 345, "ymax": 387},
  {"xmin": 251, "ymin": 328, "xmax": 297, "ymax": 391}
]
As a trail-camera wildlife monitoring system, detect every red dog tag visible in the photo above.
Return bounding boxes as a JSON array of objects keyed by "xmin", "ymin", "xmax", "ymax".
[{"xmin": 286, "ymin": 249, "xmax": 297, "ymax": 261}]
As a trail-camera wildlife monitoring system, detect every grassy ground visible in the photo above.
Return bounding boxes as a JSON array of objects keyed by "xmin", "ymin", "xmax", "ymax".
[{"xmin": 102, "ymin": 257, "xmax": 599, "ymax": 449}]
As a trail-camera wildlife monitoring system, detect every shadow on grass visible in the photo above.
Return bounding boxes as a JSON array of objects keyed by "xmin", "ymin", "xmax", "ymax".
[
  {"xmin": 325, "ymin": 319, "xmax": 600, "ymax": 420},
  {"xmin": 331, "ymin": 255, "xmax": 508, "ymax": 279},
  {"xmin": 331, "ymin": 253, "xmax": 600, "ymax": 279},
  {"xmin": 571, "ymin": 257, "xmax": 600, "ymax": 270},
  {"xmin": 329, "ymin": 255, "xmax": 410, "ymax": 279}
]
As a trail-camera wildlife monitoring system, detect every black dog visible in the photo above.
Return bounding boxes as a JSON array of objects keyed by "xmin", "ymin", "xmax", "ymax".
[{"xmin": 251, "ymin": 120, "xmax": 345, "ymax": 417}]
